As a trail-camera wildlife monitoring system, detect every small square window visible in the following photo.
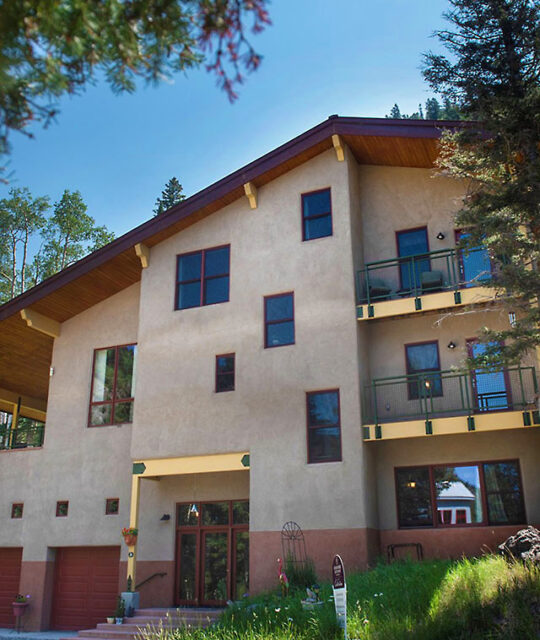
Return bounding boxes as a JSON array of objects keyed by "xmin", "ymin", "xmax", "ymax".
[
  {"xmin": 264, "ymin": 293, "xmax": 295, "ymax": 348},
  {"xmin": 302, "ymin": 189, "xmax": 332, "ymax": 241},
  {"xmin": 11, "ymin": 503, "xmax": 23, "ymax": 519},
  {"xmin": 216, "ymin": 354, "xmax": 235, "ymax": 392},
  {"xmin": 56, "ymin": 501, "xmax": 69, "ymax": 517},
  {"xmin": 105, "ymin": 498, "xmax": 119, "ymax": 515},
  {"xmin": 306, "ymin": 389, "xmax": 342, "ymax": 463}
]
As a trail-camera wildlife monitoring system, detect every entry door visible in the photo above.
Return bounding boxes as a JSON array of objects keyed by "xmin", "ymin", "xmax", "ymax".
[
  {"xmin": 468, "ymin": 340, "xmax": 511, "ymax": 411},
  {"xmin": 175, "ymin": 501, "xmax": 249, "ymax": 607},
  {"xmin": 456, "ymin": 230, "xmax": 492, "ymax": 287}
]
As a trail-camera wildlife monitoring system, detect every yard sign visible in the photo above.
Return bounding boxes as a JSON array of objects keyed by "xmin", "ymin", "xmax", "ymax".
[{"xmin": 332, "ymin": 554, "xmax": 347, "ymax": 639}]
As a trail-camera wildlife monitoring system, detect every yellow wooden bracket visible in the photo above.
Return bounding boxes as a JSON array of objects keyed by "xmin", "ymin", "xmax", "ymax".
[
  {"xmin": 332, "ymin": 134, "xmax": 345, "ymax": 162},
  {"xmin": 134, "ymin": 243, "xmax": 150, "ymax": 268},
  {"xmin": 20, "ymin": 309, "xmax": 60, "ymax": 338},
  {"xmin": 243, "ymin": 182, "xmax": 258, "ymax": 209}
]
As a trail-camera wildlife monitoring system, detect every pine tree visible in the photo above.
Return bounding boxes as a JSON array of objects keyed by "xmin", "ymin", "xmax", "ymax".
[
  {"xmin": 153, "ymin": 178, "xmax": 186, "ymax": 216},
  {"xmin": 423, "ymin": 0, "xmax": 540, "ymax": 367}
]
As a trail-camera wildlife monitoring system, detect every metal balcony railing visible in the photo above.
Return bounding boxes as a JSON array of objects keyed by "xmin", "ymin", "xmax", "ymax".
[
  {"xmin": 363, "ymin": 366, "xmax": 537, "ymax": 425},
  {"xmin": 0, "ymin": 423, "xmax": 45, "ymax": 450},
  {"xmin": 356, "ymin": 247, "xmax": 491, "ymax": 305}
]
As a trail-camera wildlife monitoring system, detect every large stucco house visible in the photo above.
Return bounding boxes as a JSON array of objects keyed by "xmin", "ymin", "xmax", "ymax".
[{"xmin": 0, "ymin": 116, "xmax": 538, "ymax": 631}]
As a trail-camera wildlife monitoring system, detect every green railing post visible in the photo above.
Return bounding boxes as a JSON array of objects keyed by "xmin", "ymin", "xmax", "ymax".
[
  {"xmin": 517, "ymin": 366, "xmax": 526, "ymax": 409},
  {"xmin": 365, "ymin": 268, "xmax": 371, "ymax": 306},
  {"xmin": 371, "ymin": 380, "xmax": 379, "ymax": 427}
]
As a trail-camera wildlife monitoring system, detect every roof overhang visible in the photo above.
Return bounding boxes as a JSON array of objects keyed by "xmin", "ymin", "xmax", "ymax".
[{"xmin": 0, "ymin": 116, "xmax": 465, "ymax": 403}]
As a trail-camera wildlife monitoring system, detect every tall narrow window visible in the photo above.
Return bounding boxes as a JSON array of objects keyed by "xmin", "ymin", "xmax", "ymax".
[
  {"xmin": 396, "ymin": 227, "xmax": 430, "ymax": 292},
  {"xmin": 405, "ymin": 341, "xmax": 442, "ymax": 399},
  {"xmin": 216, "ymin": 354, "xmax": 235, "ymax": 392},
  {"xmin": 455, "ymin": 230, "xmax": 492, "ymax": 287},
  {"xmin": 302, "ymin": 189, "xmax": 332, "ymax": 240},
  {"xmin": 89, "ymin": 344, "xmax": 137, "ymax": 426},
  {"xmin": 264, "ymin": 293, "xmax": 295, "ymax": 348},
  {"xmin": 306, "ymin": 389, "xmax": 342, "ymax": 463},
  {"xmin": 176, "ymin": 245, "xmax": 230, "ymax": 310},
  {"xmin": 484, "ymin": 461, "xmax": 526, "ymax": 525}
]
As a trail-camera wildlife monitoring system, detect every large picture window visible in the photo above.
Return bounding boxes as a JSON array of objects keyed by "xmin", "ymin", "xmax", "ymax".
[
  {"xmin": 306, "ymin": 389, "xmax": 342, "ymax": 463},
  {"xmin": 89, "ymin": 344, "xmax": 137, "ymax": 426},
  {"xmin": 395, "ymin": 460, "xmax": 526, "ymax": 528},
  {"xmin": 176, "ymin": 245, "xmax": 230, "ymax": 310}
]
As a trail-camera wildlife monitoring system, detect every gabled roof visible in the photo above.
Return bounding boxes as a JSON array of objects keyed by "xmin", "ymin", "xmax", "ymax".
[{"xmin": 0, "ymin": 116, "xmax": 463, "ymax": 402}]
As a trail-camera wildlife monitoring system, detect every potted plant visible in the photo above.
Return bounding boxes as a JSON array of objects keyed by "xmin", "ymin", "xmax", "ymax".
[
  {"xmin": 114, "ymin": 596, "xmax": 125, "ymax": 625},
  {"xmin": 106, "ymin": 616, "xmax": 115, "ymax": 624},
  {"xmin": 12, "ymin": 594, "xmax": 29, "ymax": 618},
  {"xmin": 121, "ymin": 527, "xmax": 138, "ymax": 546}
]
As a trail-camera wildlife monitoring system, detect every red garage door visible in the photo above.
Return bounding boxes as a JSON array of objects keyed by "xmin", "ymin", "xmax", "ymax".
[
  {"xmin": 0, "ymin": 548, "xmax": 23, "ymax": 627},
  {"xmin": 51, "ymin": 547, "xmax": 120, "ymax": 631}
]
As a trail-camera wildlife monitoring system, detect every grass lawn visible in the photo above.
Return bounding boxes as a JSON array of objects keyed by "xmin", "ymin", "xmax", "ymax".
[{"xmin": 142, "ymin": 556, "xmax": 539, "ymax": 640}]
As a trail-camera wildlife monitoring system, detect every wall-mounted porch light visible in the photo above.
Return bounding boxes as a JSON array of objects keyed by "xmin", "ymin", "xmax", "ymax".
[
  {"xmin": 447, "ymin": 341, "xmax": 457, "ymax": 349},
  {"xmin": 160, "ymin": 514, "xmax": 170, "ymax": 521},
  {"xmin": 436, "ymin": 232, "xmax": 445, "ymax": 240}
]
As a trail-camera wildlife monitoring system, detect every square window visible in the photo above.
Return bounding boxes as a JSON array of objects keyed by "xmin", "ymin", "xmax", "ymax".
[
  {"xmin": 56, "ymin": 501, "xmax": 69, "ymax": 517},
  {"xmin": 302, "ymin": 189, "xmax": 332, "ymax": 241},
  {"xmin": 105, "ymin": 498, "xmax": 119, "ymax": 515},
  {"xmin": 176, "ymin": 246, "xmax": 230, "ymax": 310},
  {"xmin": 405, "ymin": 341, "xmax": 443, "ymax": 399},
  {"xmin": 11, "ymin": 503, "xmax": 23, "ymax": 519},
  {"xmin": 216, "ymin": 354, "xmax": 235, "ymax": 392},
  {"xmin": 89, "ymin": 344, "xmax": 136, "ymax": 427},
  {"xmin": 264, "ymin": 293, "xmax": 294, "ymax": 348},
  {"xmin": 307, "ymin": 390, "xmax": 342, "ymax": 463}
]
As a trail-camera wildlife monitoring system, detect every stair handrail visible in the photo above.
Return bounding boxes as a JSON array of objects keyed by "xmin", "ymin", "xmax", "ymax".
[{"xmin": 135, "ymin": 571, "xmax": 167, "ymax": 590}]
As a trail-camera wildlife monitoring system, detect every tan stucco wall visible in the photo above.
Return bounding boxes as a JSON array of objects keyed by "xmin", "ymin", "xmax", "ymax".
[
  {"xmin": 359, "ymin": 165, "xmax": 465, "ymax": 265},
  {"xmin": 373, "ymin": 429, "xmax": 540, "ymax": 530},
  {"xmin": 0, "ymin": 283, "xmax": 140, "ymax": 560},
  {"xmin": 132, "ymin": 149, "xmax": 369, "ymax": 533}
]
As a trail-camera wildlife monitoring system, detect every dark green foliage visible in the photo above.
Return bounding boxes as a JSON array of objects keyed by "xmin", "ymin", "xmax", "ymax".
[
  {"xmin": 423, "ymin": 0, "xmax": 540, "ymax": 368},
  {"xmin": 154, "ymin": 177, "xmax": 186, "ymax": 216},
  {"xmin": 284, "ymin": 556, "xmax": 318, "ymax": 590},
  {"xmin": 386, "ymin": 97, "xmax": 462, "ymax": 120},
  {"xmin": 0, "ymin": 1, "xmax": 270, "ymax": 160}
]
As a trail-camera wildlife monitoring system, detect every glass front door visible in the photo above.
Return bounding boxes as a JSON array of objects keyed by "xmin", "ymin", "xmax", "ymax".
[{"xmin": 175, "ymin": 501, "xmax": 249, "ymax": 606}]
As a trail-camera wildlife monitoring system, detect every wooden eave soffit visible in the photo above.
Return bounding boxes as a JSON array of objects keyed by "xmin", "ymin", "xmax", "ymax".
[
  {"xmin": 244, "ymin": 182, "xmax": 258, "ymax": 209},
  {"xmin": 332, "ymin": 134, "xmax": 345, "ymax": 162},
  {"xmin": 134, "ymin": 243, "xmax": 150, "ymax": 268},
  {"xmin": 20, "ymin": 308, "xmax": 60, "ymax": 338}
]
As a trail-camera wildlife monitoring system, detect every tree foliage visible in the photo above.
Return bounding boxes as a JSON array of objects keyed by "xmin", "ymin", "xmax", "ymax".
[
  {"xmin": 386, "ymin": 98, "xmax": 462, "ymax": 120},
  {"xmin": 0, "ymin": 187, "xmax": 114, "ymax": 302},
  {"xmin": 423, "ymin": 0, "xmax": 540, "ymax": 368},
  {"xmin": 0, "ymin": 0, "xmax": 270, "ymax": 158},
  {"xmin": 154, "ymin": 177, "xmax": 186, "ymax": 216}
]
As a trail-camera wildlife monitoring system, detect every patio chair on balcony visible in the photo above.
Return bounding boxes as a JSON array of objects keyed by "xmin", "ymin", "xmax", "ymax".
[
  {"xmin": 421, "ymin": 270, "xmax": 444, "ymax": 293},
  {"xmin": 368, "ymin": 278, "xmax": 392, "ymax": 301}
]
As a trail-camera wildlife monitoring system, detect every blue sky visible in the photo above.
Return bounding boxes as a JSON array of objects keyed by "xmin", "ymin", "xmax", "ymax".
[{"xmin": 2, "ymin": 0, "xmax": 450, "ymax": 238}]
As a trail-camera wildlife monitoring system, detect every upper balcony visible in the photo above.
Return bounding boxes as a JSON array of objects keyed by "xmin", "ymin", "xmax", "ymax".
[
  {"xmin": 362, "ymin": 365, "xmax": 539, "ymax": 441},
  {"xmin": 0, "ymin": 414, "xmax": 45, "ymax": 451},
  {"xmin": 356, "ymin": 247, "xmax": 495, "ymax": 321}
]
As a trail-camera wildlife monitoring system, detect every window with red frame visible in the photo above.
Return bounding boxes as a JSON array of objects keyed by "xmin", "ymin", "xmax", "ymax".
[
  {"xmin": 89, "ymin": 344, "xmax": 136, "ymax": 426},
  {"xmin": 56, "ymin": 501, "xmax": 69, "ymax": 517},
  {"xmin": 306, "ymin": 389, "xmax": 342, "ymax": 463},
  {"xmin": 11, "ymin": 503, "xmax": 23, "ymax": 519},
  {"xmin": 105, "ymin": 498, "xmax": 119, "ymax": 515},
  {"xmin": 175, "ymin": 246, "xmax": 230, "ymax": 310},
  {"xmin": 264, "ymin": 293, "xmax": 294, "ymax": 348},
  {"xmin": 396, "ymin": 460, "xmax": 526, "ymax": 528},
  {"xmin": 302, "ymin": 189, "xmax": 332, "ymax": 241},
  {"xmin": 216, "ymin": 354, "xmax": 235, "ymax": 392}
]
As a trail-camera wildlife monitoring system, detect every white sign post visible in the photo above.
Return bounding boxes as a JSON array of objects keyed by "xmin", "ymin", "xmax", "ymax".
[{"xmin": 332, "ymin": 554, "xmax": 347, "ymax": 640}]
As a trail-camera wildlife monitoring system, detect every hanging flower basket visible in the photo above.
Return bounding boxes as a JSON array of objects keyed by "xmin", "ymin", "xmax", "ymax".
[{"xmin": 122, "ymin": 527, "xmax": 138, "ymax": 546}]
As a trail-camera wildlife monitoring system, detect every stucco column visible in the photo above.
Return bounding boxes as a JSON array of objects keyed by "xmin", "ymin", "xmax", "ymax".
[
  {"xmin": 126, "ymin": 474, "xmax": 141, "ymax": 587},
  {"xmin": 18, "ymin": 547, "xmax": 56, "ymax": 631}
]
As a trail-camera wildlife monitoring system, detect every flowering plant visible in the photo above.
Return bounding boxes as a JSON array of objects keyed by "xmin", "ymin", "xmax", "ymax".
[
  {"xmin": 14, "ymin": 594, "xmax": 29, "ymax": 603},
  {"xmin": 121, "ymin": 527, "xmax": 138, "ymax": 536}
]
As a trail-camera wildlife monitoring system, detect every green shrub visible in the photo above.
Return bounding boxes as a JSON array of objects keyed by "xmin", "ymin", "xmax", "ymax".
[{"xmin": 284, "ymin": 555, "xmax": 318, "ymax": 590}]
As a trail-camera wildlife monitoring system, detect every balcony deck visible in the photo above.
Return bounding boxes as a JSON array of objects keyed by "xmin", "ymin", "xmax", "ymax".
[
  {"xmin": 362, "ymin": 366, "xmax": 539, "ymax": 441},
  {"xmin": 356, "ymin": 247, "xmax": 496, "ymax": 320}
]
